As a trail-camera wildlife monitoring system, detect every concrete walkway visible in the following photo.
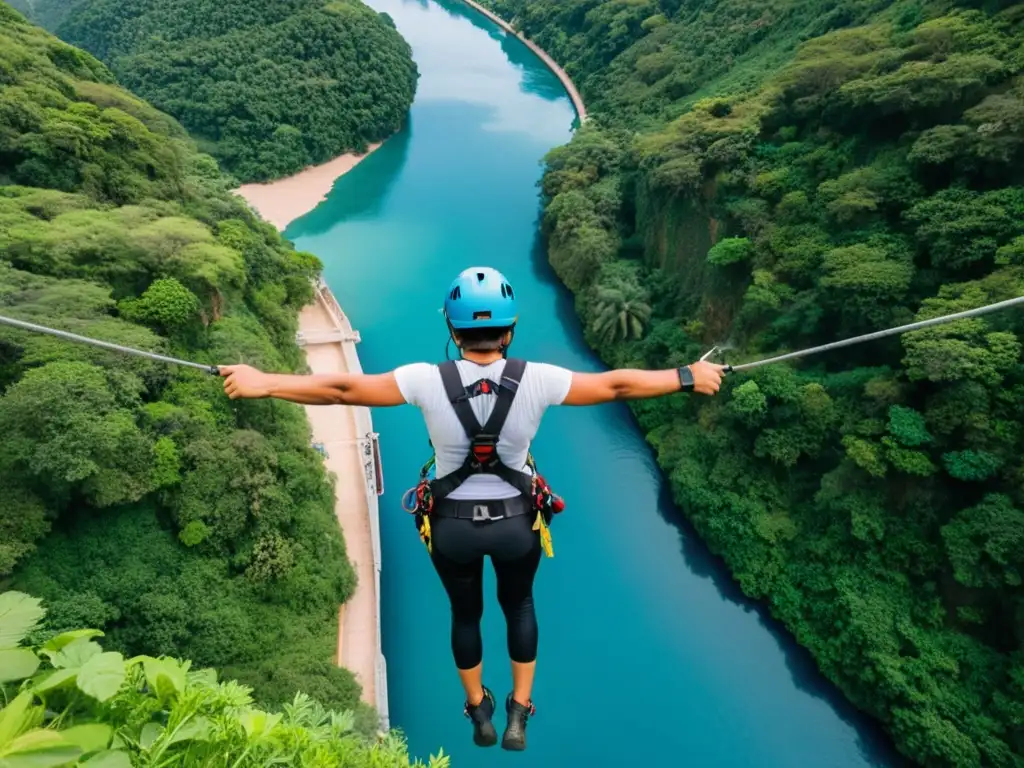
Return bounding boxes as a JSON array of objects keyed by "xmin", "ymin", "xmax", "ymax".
[{"xmin": 299, "ymin": 296, "xmax": 377, "ymax": 707}]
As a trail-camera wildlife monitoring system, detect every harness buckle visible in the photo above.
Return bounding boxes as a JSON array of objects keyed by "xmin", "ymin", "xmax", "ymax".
[
  {"xmin": 470, "ymin": 433, "xmax": 499, "ymax": 465},
  {"xmin": 472, "ymin": 503, "xmax": 504, "ymax": 522}
]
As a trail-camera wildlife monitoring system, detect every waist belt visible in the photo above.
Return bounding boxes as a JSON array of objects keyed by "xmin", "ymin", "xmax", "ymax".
[{"xmin": 433, "ymin": 496, "xmax": 530, "ymax": 522}]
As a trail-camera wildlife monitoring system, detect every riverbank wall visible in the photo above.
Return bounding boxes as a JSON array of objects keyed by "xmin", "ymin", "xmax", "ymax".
[{"xmin": 297, "ymin": 279, "xmax": 389, "ymax": 731}]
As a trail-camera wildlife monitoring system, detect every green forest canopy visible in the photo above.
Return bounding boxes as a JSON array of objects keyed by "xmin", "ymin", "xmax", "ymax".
[
  {"xmin": 0, "ymin": 3, "xmax": 374, "ymax": 725},
  {"xmin": 0, "ymin": 590, "xmax": 446, "ymax": 767},
  {"xmin": 7, "ymin": 0, "xmax": 419, "ymax": 182},
  {"xmin": 483, "ymin": 0, "xmax": 1024, "ymax": 765}
]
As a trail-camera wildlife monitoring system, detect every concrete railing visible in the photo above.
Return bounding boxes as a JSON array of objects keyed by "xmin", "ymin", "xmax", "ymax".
[{"xmin": 310, "ymin": 278, "xmax": 389, "ymax": 731}]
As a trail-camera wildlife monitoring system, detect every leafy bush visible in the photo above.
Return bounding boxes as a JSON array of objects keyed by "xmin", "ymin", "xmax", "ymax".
[{"xmin": 0, "ymin": 591, "xmax": 447, "ymax": 767}]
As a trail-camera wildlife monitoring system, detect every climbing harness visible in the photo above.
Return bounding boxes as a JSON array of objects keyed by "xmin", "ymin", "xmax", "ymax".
[
  {"xmin": 402, "ymin": 359, "xmax": 564, "ymax": 558},
  {"xmin": 0, "ymin": 314, "xmax": 220, "ymax": 374}
]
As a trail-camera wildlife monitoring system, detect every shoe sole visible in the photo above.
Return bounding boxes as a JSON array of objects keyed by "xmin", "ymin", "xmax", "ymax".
[
  {"xmin": 474, "ymin": 723, "xmax": 498, "ymax": 747},
  {"xmin": 501, "ymin": 735, "xmax": 526, "ymax": 751}
]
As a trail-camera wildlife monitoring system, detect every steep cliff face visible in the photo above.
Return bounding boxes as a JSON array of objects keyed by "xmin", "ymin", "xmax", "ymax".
[{"xmin": 490, "ymin": 1, "xmax": 1024, "ymax": 764}]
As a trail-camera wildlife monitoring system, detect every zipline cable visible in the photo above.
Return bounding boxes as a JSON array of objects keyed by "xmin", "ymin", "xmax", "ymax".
[
  {"xmin": 1, "ymin": 295, "xmax": 1022, "ymax": 380},
  {"xmin": 721, "ymin": 295, "xmax": 1024, "ymax": 373},
  {"xmin": 0, "ymin": 314, "xmax": 220, "ymax": 375}
]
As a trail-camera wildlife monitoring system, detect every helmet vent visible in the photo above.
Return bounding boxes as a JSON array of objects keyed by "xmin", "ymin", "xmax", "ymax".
[
  {"xmin": 503, "ymin": 283, "xmax": 514, "ymax": 299},
  {"xmin": 450, "ymin": 286, "xmax": 461, "ymax": 300},
  {"xmin": 476, "ymin": 272, "xmax": 485, "ymax": 281}
]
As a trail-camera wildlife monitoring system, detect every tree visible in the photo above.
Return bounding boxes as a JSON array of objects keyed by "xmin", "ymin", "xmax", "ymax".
[{"xmin": 591, "ymin": 282, "xmax": 651, "ymax": 343}]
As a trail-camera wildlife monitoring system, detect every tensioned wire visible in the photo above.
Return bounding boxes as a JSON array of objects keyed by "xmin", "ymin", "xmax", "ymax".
[{"xmin": 1, "ymin": 294, "xmax": 1022, "ymax": 377}]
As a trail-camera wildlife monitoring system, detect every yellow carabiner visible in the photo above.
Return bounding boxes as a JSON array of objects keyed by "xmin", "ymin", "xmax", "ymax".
[
  {"xmin": 419, "ymin": 514, "xmax": 432, "ymax": 554},
  {"xmin": 532, "ymin": 511, "xmax": 554, "ymax": 558}
]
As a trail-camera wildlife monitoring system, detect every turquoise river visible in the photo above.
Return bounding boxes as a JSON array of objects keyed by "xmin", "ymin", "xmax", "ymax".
[{"xmin": 286, "ymin": 1, "xmax": 905, "ymax": 765}]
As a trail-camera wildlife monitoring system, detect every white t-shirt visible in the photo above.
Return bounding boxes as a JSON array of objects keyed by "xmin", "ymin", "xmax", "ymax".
[{"xmin": 393, "ymin": 359, "xmax": 573, "ymax": 500}]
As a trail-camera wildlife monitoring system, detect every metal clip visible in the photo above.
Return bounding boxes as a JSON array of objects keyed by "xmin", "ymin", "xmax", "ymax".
[{"xmin": 472, "ymin": 504, "xmax": 504, "ymax": 522}]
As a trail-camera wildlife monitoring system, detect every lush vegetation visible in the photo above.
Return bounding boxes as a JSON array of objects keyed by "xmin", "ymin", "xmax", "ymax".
[
  {"xmin": 7, "ymin": 0, "xmax": 418, "ymax": 182},
  {"xmin": 0, "ymin": 4, "xmax": 372, "ymax": 724},
  {"xmin": 0, "ymin": 590, "xmax": 446, "ymax": 767},
  {"xmin": 485, "ymin": 0, "xmax": 1024, "ymax": 765}
]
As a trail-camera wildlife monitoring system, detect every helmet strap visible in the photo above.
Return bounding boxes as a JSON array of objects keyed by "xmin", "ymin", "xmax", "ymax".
[
  {"xmin": 445, "ymin": 318, "xmax": 461, "ymax": 360},
  {"xmin": 500, "ymin": 325, "xmax": 516, "ymax": 358}
]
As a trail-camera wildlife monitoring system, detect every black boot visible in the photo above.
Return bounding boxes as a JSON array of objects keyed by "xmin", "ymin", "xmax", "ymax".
[
  {"xmin": 501, "ymin": 693, "xmax": 535, "ymax": 751},
  {"xmin": 464, "ymin": 686, "xmax": 497, "ymax": 747}
]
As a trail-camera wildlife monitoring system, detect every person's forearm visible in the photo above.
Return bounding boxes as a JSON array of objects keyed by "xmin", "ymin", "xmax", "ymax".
[
  {"xmin": 603, "ymin": 368, "xmax": 682, "ymax": 400},
  {"xmin": 264, "ymin": 373, "xmax": 355, "ymax": 405}
]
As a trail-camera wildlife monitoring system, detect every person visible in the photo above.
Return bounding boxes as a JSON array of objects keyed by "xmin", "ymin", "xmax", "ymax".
[{"xmin": 220, "ymin": 266, "xmax": 725, "ymax": 751}]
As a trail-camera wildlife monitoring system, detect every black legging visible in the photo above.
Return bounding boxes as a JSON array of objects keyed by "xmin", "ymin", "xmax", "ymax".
[{"xmin": 429, "ymin": 512, "xmax": 542, "ymax": 670}]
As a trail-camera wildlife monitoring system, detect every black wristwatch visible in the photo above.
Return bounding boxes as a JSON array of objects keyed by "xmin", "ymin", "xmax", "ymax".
[{"xmin": 677, "ymin": 365, "xmax": 695, "ymax": 392}]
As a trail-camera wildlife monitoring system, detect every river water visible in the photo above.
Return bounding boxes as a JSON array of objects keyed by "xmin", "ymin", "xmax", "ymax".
[{"xmin": 285, "ymin": 1, "xmax": 902, "ymax": 765}]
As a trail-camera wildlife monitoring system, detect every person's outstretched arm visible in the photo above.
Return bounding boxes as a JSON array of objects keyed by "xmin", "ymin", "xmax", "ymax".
[
  {"xmin": 219, "ymin": 364, "xmax": 406, "ymax": 407},
  {"xmin": 563, "ymin": 361, "xmax": 725, "ymax": 406}
]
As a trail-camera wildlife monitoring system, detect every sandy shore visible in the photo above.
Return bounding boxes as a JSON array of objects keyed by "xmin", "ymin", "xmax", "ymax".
[{"xmin": 234, "ymin": 143, "xmax": 381, "ymax": 230}]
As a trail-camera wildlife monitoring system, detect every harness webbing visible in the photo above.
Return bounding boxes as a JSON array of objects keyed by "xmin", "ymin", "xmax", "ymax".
[{"xmin": 430, "ymin": 358, "xmax": 533, "ymax": 500}]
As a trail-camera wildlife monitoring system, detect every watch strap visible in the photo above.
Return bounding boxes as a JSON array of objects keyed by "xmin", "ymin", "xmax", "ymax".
[{"xmin": 677, "ymin": 365, "xmax": 695, "ymax": 392}]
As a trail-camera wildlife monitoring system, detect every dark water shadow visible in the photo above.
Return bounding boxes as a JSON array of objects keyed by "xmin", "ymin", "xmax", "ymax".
[
  {"xmin": 499, "ymin": 33, "xmax": 572, "ymax": 105},
  {"xmin": 667, "ymin": 480, "xmax": 908, "ymax": 768},
  {"xmin": 432, "ymin": 0, "xmax": 507, "ymax": 45},
  {"xmin": 284, "ymin": 118, "xmax": 414, "ymax": 240},
  {"xmin": 524, "ymin": 218, "xmax": 906, "ymax": 768}
]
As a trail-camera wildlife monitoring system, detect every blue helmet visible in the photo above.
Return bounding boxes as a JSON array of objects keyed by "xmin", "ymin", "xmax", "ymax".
[{"xmin": 444, "ymin": 267, "xmax": 518, "ymax": 330}]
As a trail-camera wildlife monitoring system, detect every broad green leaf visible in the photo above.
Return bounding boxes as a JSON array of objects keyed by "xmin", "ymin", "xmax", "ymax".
[
  {"xmin": 0, "ymin": 729, "xmax": 82, "ymax": 767},
  {"xmin": 0, "ymin": 593, "xmax": 44, "ymax": 650},
  {"xmin": 141, "ymin": 658, "xmax": 187, "ymax": 703},
  {"xmin": 52, "ymin": 640, "xmax": 101, "ymax": 670},
  {"xmin": 59, "ymin": 725, "xmax": 110, "ymax": 753},
  {"xmin": 40, "ymin": 630, "xmax": 103, "ymax": 655},
  {"xmin": 186, "ymin": 668, "xmax": 216, "ymax": 686},
  {"xmin": 239, "ymin": 709, "xmax": 281, "ymax": 740},
  {"xmin": 75, "ymin": 653, "xmax": 124, "ymax": 703},
  {"xmin": 80, "ymin": 750, "xmax": 131, "ymax": 768},
  {"xmin": 31, "ymin": 669, "xmax": 77, "ymax": 696},
  {"xmin": 0, "ymin": 693, "xmax": 38, "ymax": 748},
  {"xmin": 138, "ymin": 723, "xmax": 163, "ymax": 752},
  {"xmin": 166, "ymin": 716, "xmax": 210, "ymax": 746},
  {"xmin": 0, "ymin": 650, "xmax": 40, "ymax": 683}
]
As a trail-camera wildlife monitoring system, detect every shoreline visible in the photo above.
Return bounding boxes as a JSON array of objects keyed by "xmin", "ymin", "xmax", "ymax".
[
  {"xmin": 234, "ymin": 142, "xmax": 381, "ymax": 231},
  {"xmin": 457, "ymin": 0, "xmax": 588, "ymax": 123}
]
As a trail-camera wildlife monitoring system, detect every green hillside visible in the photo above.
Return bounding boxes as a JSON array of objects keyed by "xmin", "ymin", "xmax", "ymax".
[
  {"xmin": 8, "ymin": 0, "xmax": 419, "ymax": 182},
  {"xmin": 0, "ymin": 3, "xmax": 372, "ymax": 723},
  {"xmin": 485, "ymin": 0, "xmax": 1024, "ymax": 765}
]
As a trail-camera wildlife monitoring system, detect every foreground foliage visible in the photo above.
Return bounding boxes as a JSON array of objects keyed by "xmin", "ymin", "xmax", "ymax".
[
  {"xmin": 486, "ymin": 0, "xmax": 1024, "ymax": 764},
  {"xmin": 0, "ymin": 5, "xmax": 366, "ymax": 716},
  {"xmin": 0, "ymin": 591, "xmax": 446, "ymax": 767},
  {"xmin": 7, "ymin": 0, "xmax": 419, "ymax": 182}
]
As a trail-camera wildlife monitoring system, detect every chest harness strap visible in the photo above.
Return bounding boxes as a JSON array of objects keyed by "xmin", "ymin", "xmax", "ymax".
[{"xmin": 429, "ymin": 358, "xmax": 533, "ymax": 501}]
